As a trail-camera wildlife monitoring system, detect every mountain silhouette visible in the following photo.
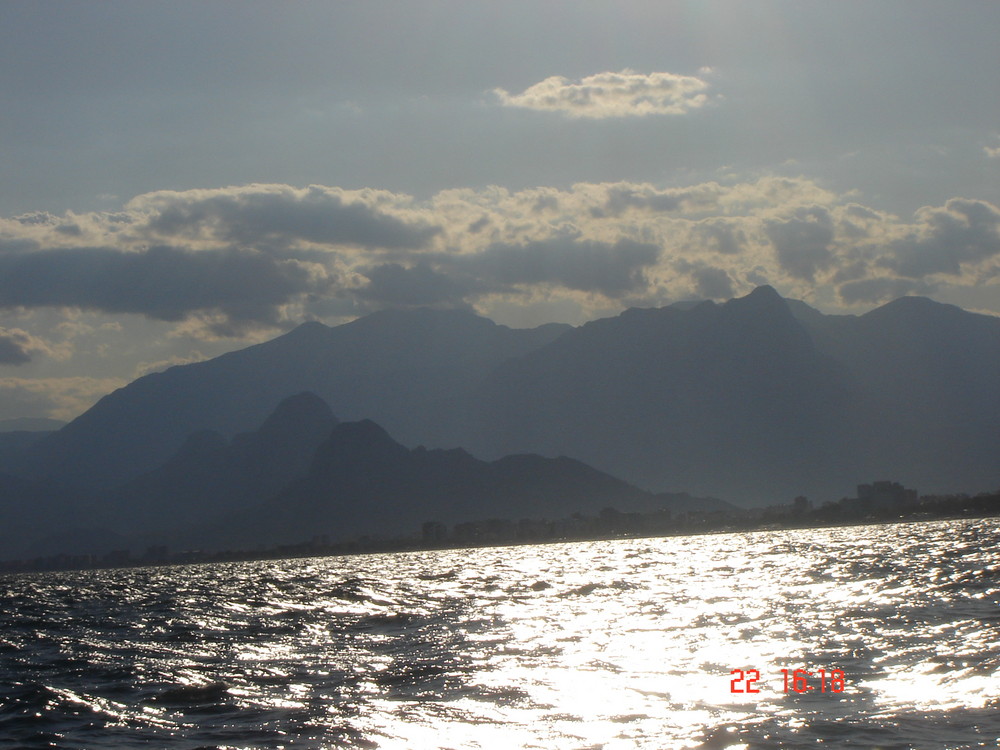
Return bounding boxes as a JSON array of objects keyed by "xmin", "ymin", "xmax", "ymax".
[
  {"xmin": 12, "ymin": 287, "xmax": 1000, "ymax": 506},
  {"xmin": 107, "ymin": 392, "xmax": 338, "ymax": 535},
  {"xmin": 469, "ymin": 285, "xmax": 857, "ymax": 502},
  {"xmin": 0, "ymin": 471, "xmax": 109, "ymax": 559},
  {"xmin": 789, "ymin": 295, "xmax": 1000, "ymax": 493},
  {"xmin": 209, "ymin": 417, "xmax": 675, "ymax": 550},
  {"xmin": 18, "ymin": 310, "xmax": 569, "ymax": 488}
]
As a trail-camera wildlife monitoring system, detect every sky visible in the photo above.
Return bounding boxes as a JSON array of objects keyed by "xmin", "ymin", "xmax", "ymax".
[{"xmin": 0, "ymin": 0, "xmax": 998, "ymax": 421}]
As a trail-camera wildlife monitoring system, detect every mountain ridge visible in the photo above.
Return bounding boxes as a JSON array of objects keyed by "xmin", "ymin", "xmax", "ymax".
[
  {"xmin": 207, "ymin": 410, "xmax": 681, "ymax": 551},
  {"xmin": 18, "ymin": 310, "xmax": 570, "ymax": 488},
  {"xmin": 10, "ymin": 288, "xmax": 999, "ymax": 505}
]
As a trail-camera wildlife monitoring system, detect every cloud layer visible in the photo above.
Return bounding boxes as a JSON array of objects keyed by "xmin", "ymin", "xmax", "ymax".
[
  {"xmin": 1, "ymin": 179, "xmax": 998, "ymax": 348},
  {"xmin": 494, "ymin": 70, "xmax": 712, "ymax": 118}
]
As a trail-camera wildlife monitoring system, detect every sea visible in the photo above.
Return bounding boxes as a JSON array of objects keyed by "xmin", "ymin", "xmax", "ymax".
[{"xmin": 2, "ymin": 518, "xmax": 999, "ymax": 749}]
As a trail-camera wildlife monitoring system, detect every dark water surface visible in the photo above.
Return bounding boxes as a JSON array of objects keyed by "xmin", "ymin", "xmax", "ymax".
[{"xmin": 2, "ymin": 518, "xmax": 1000, "ymax": 749}]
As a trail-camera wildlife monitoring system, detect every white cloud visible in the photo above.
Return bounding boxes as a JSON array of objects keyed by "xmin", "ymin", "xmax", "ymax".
[{"xmin": 493, "ymin": 70, "xmax": 712, "ymax": 119}]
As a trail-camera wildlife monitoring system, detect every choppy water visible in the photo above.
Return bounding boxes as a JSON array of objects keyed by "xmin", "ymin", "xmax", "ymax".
[{"xmin": 2, "ymin": 518, "xmax": 1000, "ymax": 749}]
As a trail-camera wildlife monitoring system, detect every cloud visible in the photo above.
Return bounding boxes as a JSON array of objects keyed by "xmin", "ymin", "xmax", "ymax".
[
  {"xmin": 589, "ymin": 184, "xmax": 686, "ymax": 217},
  {"xmin": 357, "ymin": 262, "xmax": 475, "ymax": 308},
  {"xmin": 132, "ymin": 351, "xmax": 208, "ymax": 378},
  {"xmin": 692, "ymin": 266, "xmax": 735, "ymax": 300},
  {"xmin": 985, "ymin": 134, "xmax": 1000, "ymax": 159},
  {"xmin": 0, "ymin": 327, "xmax": 65, "ymax": 365},
  {"xmin": 453, "ymin": 237, "xmax": 661, "ymax": 296},
  {"xmin": 494, "ymin": 70, "xmax": 711, "ymax": 119},
  {"xmin": 2, "ymin": 180, "xmax": 998, "ymax": 341},
  {"xmin": 131, "ymin": 184, "xmax": 440, "ymax": 250},
  {"xmin": 688, "ymin": 219, "xmax": 747, "ymax": 255},
  {"xmin": 0, "ymin": 376, "xmax": 127, "ymax": 421},
  {"xmin": 0, "ymin": 332, "xmax": 31, "ymax": 365},
  {"xmin": 765, "ymin": 206, "xmax": 836, "ymax": 282},
  {"xmin": 0, "ymin": 244, "xmax": 322, "ymax": 326},
  {"xmin": 883, "ymin": 198, "xmax": 1000, "ymax": 278}
]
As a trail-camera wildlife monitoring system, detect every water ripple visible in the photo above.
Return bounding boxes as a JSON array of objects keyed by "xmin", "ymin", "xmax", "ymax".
[{"xmin": 1, "ymin": 518, "xmax": 999, "ymax": 748}]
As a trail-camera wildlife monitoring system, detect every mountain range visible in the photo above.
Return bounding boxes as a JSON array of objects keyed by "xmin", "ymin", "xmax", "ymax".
[
  {"xmin": 3, "ymin": 286, "xmax": 998, "ymax": 558},
  {"xmin": 2, "ymin": 393, "xmax": 719, "ymax": 559},
  {"xmin": 14, "ymin": 309, "xmax": 570, "ymax": 489}
]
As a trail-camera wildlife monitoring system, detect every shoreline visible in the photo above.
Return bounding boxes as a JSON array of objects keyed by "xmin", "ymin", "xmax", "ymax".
[{"xmin": 3, "ymin": 498, "xmax": 997, "ymax": 576}]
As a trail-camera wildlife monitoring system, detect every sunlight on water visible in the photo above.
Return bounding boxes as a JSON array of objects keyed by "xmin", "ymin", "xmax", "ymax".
[{"xmin": 1, "ymin": 518, "xmax": 999, "ymax": 748}]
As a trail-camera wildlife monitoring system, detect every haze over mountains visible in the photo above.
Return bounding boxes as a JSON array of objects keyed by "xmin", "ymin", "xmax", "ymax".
[
  {"xmin": 3, "ymin": 392, "xmax": 716, "ymax": 559},
  {"xmin": 205, "ymin": 415, "xmax": 675, "ymax": 552},
  {"xmin": 2, "ymin": 286, "xmax": 998, "ymax": 558},
  {"xmin": 109, "ymin": 391, "xmax": 339, "ymax": 537},
  {"xmin": 15, "ymin": 310, "xmax": 570, "ymax": 490}
]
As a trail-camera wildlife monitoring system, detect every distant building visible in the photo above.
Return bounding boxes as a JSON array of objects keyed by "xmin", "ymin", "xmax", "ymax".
[
  {"xmin": 422, "ymin": 521, "xmax": 448, "ymax": 543},
  {"xmin": 104, "ymin": 549, "xmax": 132, "ymax": 566},
  {"xmin": 857, "ymin": 481, "xmax": 918, "ymax": 509},
  {"xmin": 143, "ymin": 545, "xmax": 169, "ymax": 562},
  {"xmin": 516, "ymin": 518, "xmax": 552, "ymax": 540}
]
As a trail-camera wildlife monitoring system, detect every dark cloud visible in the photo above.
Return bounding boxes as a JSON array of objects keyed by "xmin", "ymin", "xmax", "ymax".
[
  {"xmin": 455, "ymin": 237, "xmax": 660, "ymax": 296},
  {"xmin": 692, "ymin": 266, "xmax": 734, "ymax": 299},
  {"xmin": 886, "ymin": 198, "xmax": 1000, "ymax": 278},
  {"xmin": 142, "ymin": 187, "xmax": 440, "ymax": 250},
  {"xmin": 467, "ymin": 216, "xmax": 490, "ymax": 233},
  {"xmin": 532, "ymin": 195, "xmax": 560, "ymax": 214},
  {"xmin": 674, "ymin": 258, "xmax": 735, "ymax": 300},
  {"xmin": 14, "ymin": 212, "xmax": 55, "ymax": 226},
  {"xmin": 360, "ymin": 237, "xmax": 663, "ymax": 307},
  {"xmin": 693, "ymin": 220, "xmax": 745, "ymax": 255},
  {"xmin": 0, "ymin": 334, "xmax": 32, "ymax": 365},
  {"xmin": 831, "ymin": 260, "xmax": 869, "ymax": 283},
  {"xmin": 0, "ymin": 244, "xmax": 318, "ymax": 326},
  {"xmin": 590, "ymin": 186, "xmax": 684, "ymax": 218},
  {"xmin": 358, "ymin": 262, "xmax": 473, "ymax": 307},
  {"xmin": 839, "ymin": 204, "xmax": 881, "ymax": 240},
  {"xmin": 766, "ymin": 207, "xmax": 835, "ymax": 281}
]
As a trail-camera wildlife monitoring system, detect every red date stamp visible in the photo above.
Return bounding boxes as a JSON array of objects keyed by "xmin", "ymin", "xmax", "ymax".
[{"xmin": 730, "ymin": 668, "xmax": 846, "ymax": 693}]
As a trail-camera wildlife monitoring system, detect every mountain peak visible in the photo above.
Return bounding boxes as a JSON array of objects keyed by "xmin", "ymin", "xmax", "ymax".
[
  {"xmin": 722, "ymin": 285, "xmax": 793, "ymax": 320},
  {"xmin": 259, "ymin": 391, "xmax": 336, "ymax": 428},
  {"xmin": 279, "ymin": 319, "xmax": 332, "ymax": 340},
  {"xmin": 741, "ymin": 284, "xmax": 784, "ymax": 304},
  {"xmin": 331, "ymin": 418, "xmax": 396, "ymax": 443},
  {"xmin": 312, "ymin": 419, "xmax": 409, "ymax": 477},
  {"xmin": 867, "ymin": 294, "xmax": 958, "ymax": 317},
  {"xmin": 295, "ymin": 319, "xmax": 330, "ymax": 331}
]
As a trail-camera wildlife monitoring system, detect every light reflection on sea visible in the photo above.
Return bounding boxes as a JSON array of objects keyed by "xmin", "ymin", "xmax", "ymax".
[{"xmin": 2, "ymin": 518, "xmax": 1000, "ymax": 749}]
